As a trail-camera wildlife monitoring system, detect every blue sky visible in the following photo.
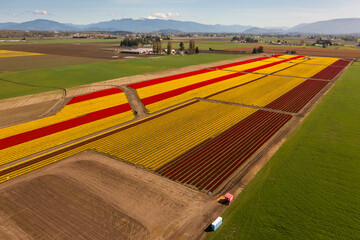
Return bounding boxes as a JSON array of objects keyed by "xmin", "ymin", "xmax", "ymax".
[{"xmin": 1, "ymin": 0, "xmax": 359, "ymax": 27}]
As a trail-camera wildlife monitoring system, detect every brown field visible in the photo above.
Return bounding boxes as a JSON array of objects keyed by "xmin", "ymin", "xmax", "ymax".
[
  {"xmin": 0, "ymin": 100, "xmax": 57, "ymax": 126},
  {"xmin": 0, "ymin": 54, "xmax": 103, "ymax": 72},
  {"xmin": 225, "ymin": 46, "xmax": 360, "ymax": 58},
  {"xmin": 0, "ymin": 151, "xmax": 222, "ymax": 240},
  {"xmin": 0, "ymin": 43, "xmax": 154, "ymax": 60}
]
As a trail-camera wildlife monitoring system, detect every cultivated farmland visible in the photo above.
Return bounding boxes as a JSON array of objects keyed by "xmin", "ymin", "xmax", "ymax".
[{"xmin": 0, "ymin": 53, "xmax": 352, "ymax": 239}]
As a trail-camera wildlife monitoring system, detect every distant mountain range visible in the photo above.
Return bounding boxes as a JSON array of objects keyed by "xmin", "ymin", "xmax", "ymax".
[
  {"xmin": 0, "ymin": 18, "xmax": 359, "ymax": 34},
  {"xmin": 288, "ymin": 18, "xmax": 360, "ymax": 34},
  {"xmin": 0, "ymin": 19, "xmax": 78, "ymax": 31}
]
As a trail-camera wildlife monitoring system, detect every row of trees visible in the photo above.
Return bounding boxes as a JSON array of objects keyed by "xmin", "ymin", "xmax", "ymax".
[
  {"xmin": 154, "ymin": 40, "xmax": 199, "ymax": 55},
  {"xmin": 121, "ymin": 37, "xmax": 200, "ymax": 55},
  {"xmin": 232, "ymin": 36, "xmax": 259, "ymax": 43},
  {"xmin": 120, "ymin": 36, "xmax": 162, "ymax": 47},
  {"xmin": 152, "ymin": 41, "xmax": 162, "ymax": 54},
  {"xmin": 313, "ymin": 39, "xmax": 333, "ymax": 47}
]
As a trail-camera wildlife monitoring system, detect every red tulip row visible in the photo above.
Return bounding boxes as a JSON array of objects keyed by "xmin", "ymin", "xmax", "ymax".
[
  {"xmin": 265, "ymin": 80, "xmax": 329, "ymax": 113},
  {"xmin": 0, "ymin": 103, "xmax": 132, "ymax": 150},
  {"xmin": 311, "ymin": 59, "xmax": 350, "ymax": 80},
  {"xmin": 67, "ymin": 88, "xmax": 122, "ymax": 105},
  {"xmin": 156, "ymin": 110, "xmax": 292, "ymax": 191}
]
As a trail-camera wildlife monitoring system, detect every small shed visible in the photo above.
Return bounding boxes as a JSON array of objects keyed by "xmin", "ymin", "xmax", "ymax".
[
  {"xmin": 211, "ymin": 217, "xmax": 222, "ymax": 231},
  {"xmin": 224, "ymin": 193, "xmax": 234, "ymax": 205}
]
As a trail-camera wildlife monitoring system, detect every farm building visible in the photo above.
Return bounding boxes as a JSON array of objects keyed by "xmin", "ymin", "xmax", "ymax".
[{"xmin": 120, "ymin": 48, "xmax": 153, "ymax": 54}]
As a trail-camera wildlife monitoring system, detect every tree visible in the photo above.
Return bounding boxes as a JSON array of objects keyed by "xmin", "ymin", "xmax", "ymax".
[
  {"xmin": 152, "ymin": 40, "xmax": 162, "ymax": 54},
  {"xmin": 152, "ymin": 41, "xmax": 157, "ymax": 54},
  {"xmin": 157, "ymin": 41, "xmax": 162, "ymax": 54},
  {"xmin": 195, "ymin": 46, "xmax": 200, "ymax": 54},
  {"xmin": 189, "ymin": 40, "xmax": 195, "ymax": 54},
  {"xmin": 258, "ymin": 46, "xmax": 264, "ymax": 53},
  {"xmin": 179, "ymin": 42, "xmax": 184, "ymax": 51},
  {"xmin": 252, "ymin": 47, "xmax": 257, "ymax": 54},
  {"xmin": 167, "ymin": 41, "xmax": 172, "ymax": 55}
]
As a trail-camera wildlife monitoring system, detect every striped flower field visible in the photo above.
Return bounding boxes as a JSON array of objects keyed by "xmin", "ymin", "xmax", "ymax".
[{"xmin": 0, "ymin": 54, "xmax": 352, "ymax": 191}]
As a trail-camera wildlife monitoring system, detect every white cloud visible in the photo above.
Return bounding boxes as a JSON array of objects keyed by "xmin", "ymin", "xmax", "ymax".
[
  {"xmin": 147, "ymin": 12, "xmax": 180, "ymax": 19},
  {"xmin": 11, "ymin": 13, "xmax": 17, "ymax": 17},
  {"xmin": 33, "ymin": 10, "xmax": 49, "ymax": 15},
  {"xmin": 108, "ymin": 13, "xmax": 117, "ymax": 17}
]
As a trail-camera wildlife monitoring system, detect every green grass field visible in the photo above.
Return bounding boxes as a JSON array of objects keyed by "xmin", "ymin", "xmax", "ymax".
[
  {"xmin": 207, "ymin": 62, "xmax": 360, "ymax": 240},
  {"xmin": 0, "ymin": 53, "xmax": 246, "ymax": 100},
  {"xmin": 0, "ymin": 55, "xmax": 103, "ymax": 72}
]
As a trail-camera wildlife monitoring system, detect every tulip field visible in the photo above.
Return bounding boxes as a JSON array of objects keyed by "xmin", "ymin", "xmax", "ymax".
[
  {"xmin": 0, "ymin": 54, "xmax": 352, "ymax": 192},
  {"xmin": 0, "ymin": 50, "xmax": 44, "ymax": 58},
  {"xmin": 0, "ymin": 88, "xmax": 134, "ymax": 165}
]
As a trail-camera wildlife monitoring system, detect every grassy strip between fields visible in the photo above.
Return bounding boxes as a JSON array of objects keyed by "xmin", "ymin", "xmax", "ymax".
[
  {"xmin": 207, "ymin": 62, "xmax": 360, "ymax": 240},
  {"xmin": 0, "ymin": 53, "xmax": 246, "ymax": 100}
]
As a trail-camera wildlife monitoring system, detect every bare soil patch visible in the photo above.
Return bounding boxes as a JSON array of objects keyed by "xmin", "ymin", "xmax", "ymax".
[
  {"xmin": 0, "ymin": 151, "xmax": 224, "ymax": 240},
  {"xmin": 225, "ymin": 46, "xmax": 360, "ymax": 58},
  {"xmin": 0, "ymin": 100, "xmax": 57, "ymax": 127}
]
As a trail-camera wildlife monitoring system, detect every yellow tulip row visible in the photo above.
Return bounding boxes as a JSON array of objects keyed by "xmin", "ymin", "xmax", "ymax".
[
  {"xmin": 275, "ymin": 57, "xmax": 339, "ymax": 78},
  {"xmin": 302, "ymin": 56, "xmax": 340, "ymax": 65},
  {"xmin": 0, "ymin": 50, "xmax": 44, "ymax": 58},
  {"xmin": 136, "ymin": 70, "xmax": 233, "ymax": 98},
  {"xmin": 0, "ymin": 92, "xmax": 127, "ymax": 139},
  {"xmin": 0, "ymin": 101, "xmax": 257, "ymax": 182},
  {"xmin": 214, "ymin": 57, "xmax": 288, "ymax": 72},
  {"xmin": 145, "ymin": 73, "xmax": 263, "ymax": 113},
  {"xmin": 0, "ymin": 111, "xmax": 134, "ymax": 166},
  {"xmin": 251, "ymin": 60, "xmax": 306, "ymax": 75},
  {"xmin": 209, "ymin": 76, "xmax": 307, "ymax": 107}
]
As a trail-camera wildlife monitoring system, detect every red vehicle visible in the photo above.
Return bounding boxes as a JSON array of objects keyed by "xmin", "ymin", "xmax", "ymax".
[{"xmin": 224, "ymin": 193, "xmax": 234, "ymax": 205}]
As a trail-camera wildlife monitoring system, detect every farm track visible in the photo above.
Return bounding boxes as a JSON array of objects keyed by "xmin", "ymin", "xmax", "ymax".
[{"xmin": 119, "ymin": 85, "xmax": 150, "ymax": 118}]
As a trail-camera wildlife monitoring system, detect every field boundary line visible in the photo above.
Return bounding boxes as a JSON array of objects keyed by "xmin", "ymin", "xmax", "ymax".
[
  {"xmin": 0, "ymin": 78, "xmax": 67, "ymax": 97},
  {"xmin": 197, "ymin": 98, "xmax": 297, "ymax": 116},
  {"xmin": 211, "ymin": 68, "xmax": 332, "ymax": 81}
]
